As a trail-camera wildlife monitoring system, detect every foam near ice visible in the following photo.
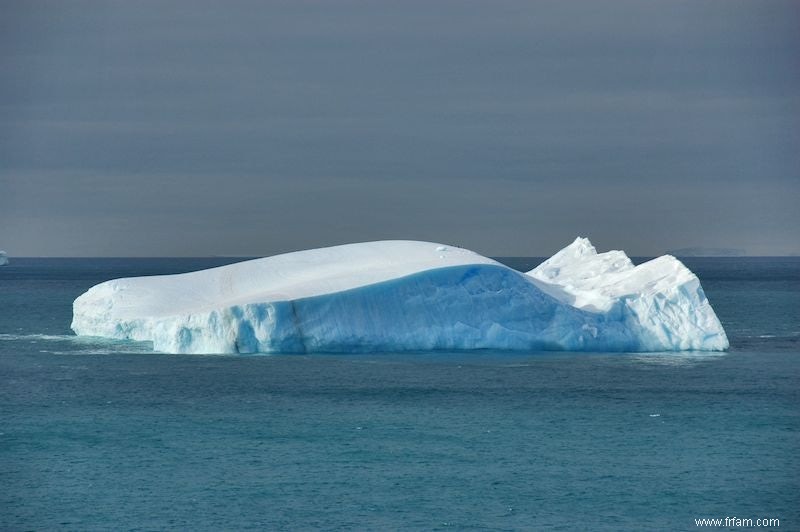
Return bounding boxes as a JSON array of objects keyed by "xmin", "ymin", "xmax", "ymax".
[{"xmin": 71, "ymin": 239, "xmax": 729, "ymax": 354}]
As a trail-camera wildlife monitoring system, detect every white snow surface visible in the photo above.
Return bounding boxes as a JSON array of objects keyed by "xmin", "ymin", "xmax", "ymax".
[{"xmin": 72, "ymin": 239, "xmax": 729, "ymax": 354}]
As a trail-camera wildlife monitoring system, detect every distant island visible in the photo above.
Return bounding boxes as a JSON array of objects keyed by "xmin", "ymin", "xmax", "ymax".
[{"xmin": 668, "ymin": 247, "xmax": 746, "ymax": 257}]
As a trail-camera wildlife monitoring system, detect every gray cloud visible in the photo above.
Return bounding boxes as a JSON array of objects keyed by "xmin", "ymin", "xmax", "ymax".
[{"xmin": 1, "ymin": 0, "xmax": 798, "ymax": 256}]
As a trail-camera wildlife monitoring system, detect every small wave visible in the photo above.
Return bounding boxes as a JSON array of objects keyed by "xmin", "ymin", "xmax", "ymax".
[
  {"xmin": 628, "ymin": 351, "xmax": 726, "ymax": 366},
  {"xmin": 42, "ymin": 349, "xmax": 152, "ymax": 356},
  {"xmin": 1, "ymin": 333, "xmax": 156, "ymax": 355},
  {"xmin": 739, "ymin": 332, "xmax": 800, "ymax": 339},
  {"xmin": 0, "ymin": 333, "xmax": 77, "ymax": 342}
]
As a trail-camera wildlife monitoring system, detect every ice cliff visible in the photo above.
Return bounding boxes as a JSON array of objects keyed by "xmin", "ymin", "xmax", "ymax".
[{"xmin": 71, "ymin": 239, "xmax": 729, "ymax": 354}]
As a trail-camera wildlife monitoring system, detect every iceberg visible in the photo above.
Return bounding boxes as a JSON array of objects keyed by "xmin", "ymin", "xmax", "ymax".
[
  {"xmin": 0, "ymin": 251, "xmax": 8, "ymax": 266},
  {"xmin": 71, "ymin": 239, "xmax": 729, "ymax": 354}
]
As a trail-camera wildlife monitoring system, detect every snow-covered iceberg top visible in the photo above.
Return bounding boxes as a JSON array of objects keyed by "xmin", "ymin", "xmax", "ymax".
[{"xmin": 71, "ymin": 239, "xmax": 728, "ymax": 354}]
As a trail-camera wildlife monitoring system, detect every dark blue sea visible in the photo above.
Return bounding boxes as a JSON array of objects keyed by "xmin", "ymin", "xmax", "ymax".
[{"xmin": 1, "ymin": 257, "xmax": 798, "ymax": 531}]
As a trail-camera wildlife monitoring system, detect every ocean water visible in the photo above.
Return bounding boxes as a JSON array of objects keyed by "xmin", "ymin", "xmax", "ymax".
[{"xmin": 1, "ymin": 257, "xmax": 798, "ymax": 531}]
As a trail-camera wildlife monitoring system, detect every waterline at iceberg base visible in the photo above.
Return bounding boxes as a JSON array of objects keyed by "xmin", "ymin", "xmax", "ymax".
[{"xmin": 71, "ymin": 239, "xmax": 729, "ymax": 354}]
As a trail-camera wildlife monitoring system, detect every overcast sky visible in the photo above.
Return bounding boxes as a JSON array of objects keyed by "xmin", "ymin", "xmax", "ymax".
[{"xmin": 1, "ymin": 0, "xmax": 798, "ymax": 257}]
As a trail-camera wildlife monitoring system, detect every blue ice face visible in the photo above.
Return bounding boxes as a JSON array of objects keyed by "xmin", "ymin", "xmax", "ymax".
[{"xmin": 72, "ymin": 240, "xmax": 728, "ymax": 354}]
